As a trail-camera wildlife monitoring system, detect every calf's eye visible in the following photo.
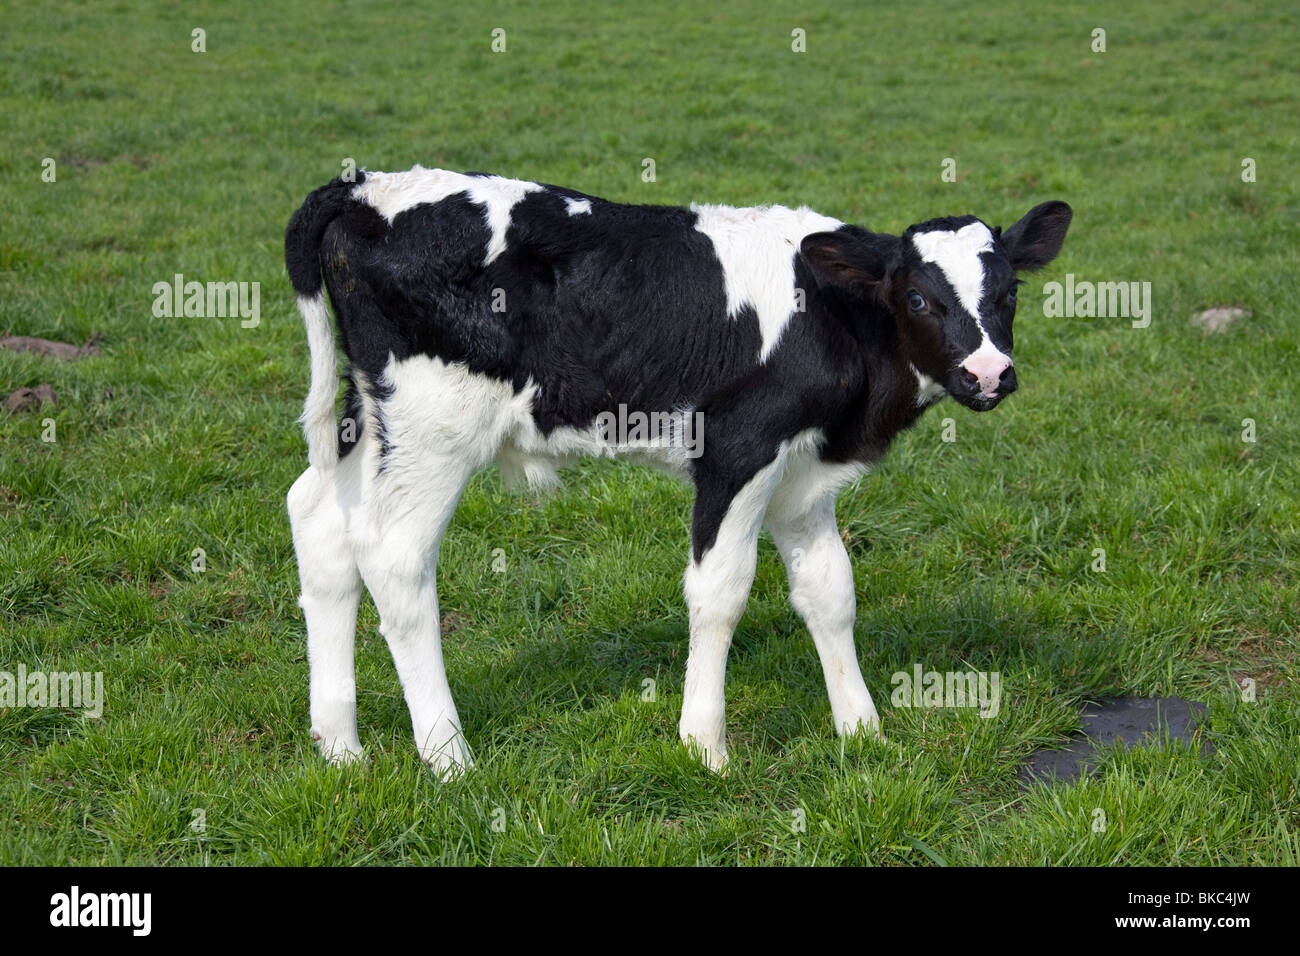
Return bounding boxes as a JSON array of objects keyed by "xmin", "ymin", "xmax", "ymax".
[{"xmin": 907, "ymin": 290, "xmax": 926, "ymax": 312}]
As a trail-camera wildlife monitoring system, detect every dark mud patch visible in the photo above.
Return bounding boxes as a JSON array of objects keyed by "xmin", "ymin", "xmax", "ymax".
[{"xmin": 1020, "ymin": 697, "xmax": 1210, "ymax": 787}]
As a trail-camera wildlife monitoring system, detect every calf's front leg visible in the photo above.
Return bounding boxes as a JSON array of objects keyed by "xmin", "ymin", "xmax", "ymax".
[
  {"xmin": 765, "ymin": 489, "xmax": 881, "ymax": 740},
  {"xmin": 680, "ymin": 453, "xmax": 788, "ymax": 771}
]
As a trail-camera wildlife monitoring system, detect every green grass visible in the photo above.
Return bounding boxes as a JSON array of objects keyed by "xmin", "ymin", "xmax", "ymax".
[{"xmin": 1, "ymin": 0, "xmax": 1297, "ymax": 865}]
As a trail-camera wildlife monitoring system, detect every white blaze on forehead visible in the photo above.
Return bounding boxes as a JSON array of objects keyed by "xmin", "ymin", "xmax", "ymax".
[
  {"xmin": 910, "ymin": 221, "xmax": 995, "ymax": 318},
  {"xmin": 911, "ymin": 221, "xmax": 1011, "ymax": 377},
  {"xmin": 352, "ymin": 166, "xmax": 542, "ymax": 265}
]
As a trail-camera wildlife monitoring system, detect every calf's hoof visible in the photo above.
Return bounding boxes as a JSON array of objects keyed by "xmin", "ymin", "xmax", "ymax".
[
  {"xmin": 681, "ymin": 733, "xmax": 730, "ymax": 774},
  {"xmin": 311, "ymin": 729, "xmax": 365, "ymax": 766},
  {"xmin": 419, "ymin": 735, "xmax": 474, "ymax": 781}
]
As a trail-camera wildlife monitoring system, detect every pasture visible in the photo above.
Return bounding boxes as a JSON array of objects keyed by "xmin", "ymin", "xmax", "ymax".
[{"xmin": 0, "ymin": 0, "xmax": 1296, "ymax": 865}]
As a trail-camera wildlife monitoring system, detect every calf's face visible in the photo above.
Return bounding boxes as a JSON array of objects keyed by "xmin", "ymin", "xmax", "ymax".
[{"xmin": 801, "ymin": 201, "xmax": 1072, "ymax": 411}]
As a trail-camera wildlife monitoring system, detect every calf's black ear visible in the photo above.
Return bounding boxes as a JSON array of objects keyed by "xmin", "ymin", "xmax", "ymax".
[
  {"xmin": 1001, "ymin": 201, "xmax": 1073, "ymax": 271},
  {"xmin": 800, "ymin": 231, "xmax": 890, "ymax": 291}
]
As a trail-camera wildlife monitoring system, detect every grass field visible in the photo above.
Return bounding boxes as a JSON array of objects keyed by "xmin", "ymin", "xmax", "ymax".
[{"xmin": 1, "ymin": 0, "xmax": 1297, "ymax": 865}]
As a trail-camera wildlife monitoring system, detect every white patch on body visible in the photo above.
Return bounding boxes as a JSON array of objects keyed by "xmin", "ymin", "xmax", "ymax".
[
  {"xmin": 376, "ymin": 356, "xmax": 535, "ymax": 474},
  {"xmin": 564, "ymin": 197, "xmax": 592, "ymax": 216},
  {"xmin": 774, "ymin": 429, "xmax": 870, "ymax": 509},
  {"xmin": 691, "ymin": 203, "xmax": 843, "ymax": 363},
  {"xmin": 374, "ymin": 356, "xmax": 702, "ymax": 494},
  {"xmin": 351, "ymin": 166, "xmax": 542, "ymax": 265}
]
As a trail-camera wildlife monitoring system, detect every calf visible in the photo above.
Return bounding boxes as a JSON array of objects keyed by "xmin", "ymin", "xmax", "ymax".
[{"xmin": 284, "ymin": 166, "xmax": 1072, "ymax": 775}]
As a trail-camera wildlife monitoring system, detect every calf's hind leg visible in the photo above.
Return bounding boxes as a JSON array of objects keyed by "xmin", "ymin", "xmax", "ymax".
[
  {"xmin": 352, "ymin": 456, "xmax": 477, "ymax": 779},
  {"xmin": 288, "ymin": 465, "xmax": 365, "ymax": 764}
]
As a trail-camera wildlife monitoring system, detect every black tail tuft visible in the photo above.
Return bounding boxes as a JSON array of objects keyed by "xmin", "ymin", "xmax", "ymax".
[{"xmin": 285, "ymin": 173, "xmax": 366, "ymax": 296}]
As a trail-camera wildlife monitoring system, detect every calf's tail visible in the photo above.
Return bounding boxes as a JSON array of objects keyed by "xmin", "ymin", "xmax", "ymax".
[{"xmin": 284, "ymin": 175, "xmax": 363, "ymax": 471}]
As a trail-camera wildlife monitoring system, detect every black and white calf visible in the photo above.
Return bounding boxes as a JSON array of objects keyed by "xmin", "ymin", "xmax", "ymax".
[{"xmin": 284, "ymin": 166, "xmax": 1071, "ymax": 775}]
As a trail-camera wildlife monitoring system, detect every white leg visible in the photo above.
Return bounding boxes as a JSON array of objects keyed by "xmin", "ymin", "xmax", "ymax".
[
  {"xmin": 765, "ymin": 491, "xmax": 881, "ymax": 739},
  {"xmin": 288, "ymin": 465, "xmax": 364, "ymax": 764},
  {"xmin": 680, "ymin": 455, "xmax": 788, "ymax": 771},
  {"xmin": 348, "ymin": 353, "xmax": 537, "ymax": 776},
  {"xmin": 354, "ymin": 461, "xmax": 474, "ymax": 779}
]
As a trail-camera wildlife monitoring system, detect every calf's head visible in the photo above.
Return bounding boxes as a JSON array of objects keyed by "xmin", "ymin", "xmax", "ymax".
[{"xmin": 801, "ymin": 201, "xmax": 1072, "ymax": 411}]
